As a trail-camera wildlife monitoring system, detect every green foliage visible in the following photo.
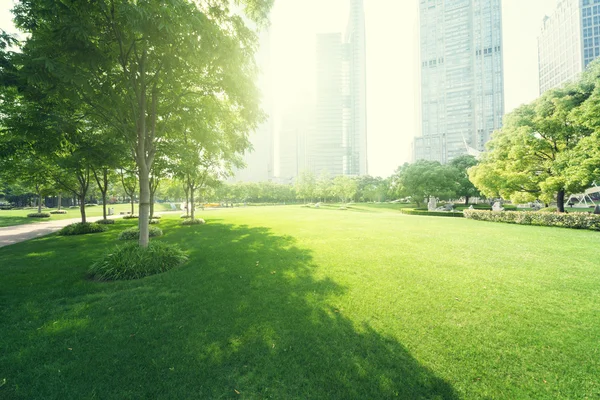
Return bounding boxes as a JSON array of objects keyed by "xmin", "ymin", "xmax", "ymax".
[
  {"xmin": 49, "ymin": 210, "xmax": 67, "ymax": 214},
  {"xmin": 181, "ymin": 218, "xmax": 206, "ymax": 225},
  {"xmin": 449, "ymin": 155, "xmax": 480, "ymax": 203},
  {"xmin": 118, "ymin": 226, "xmax": 163, "ymax": 241},
  {"xmin": 400, "ymin": 208, "xmax": 464, "ymax": 218},
  {"xmin": 463, "ymin": 209, "xmax": 600, "ymax": 230},
  {"xmin": 88, "ymin": 241, "xmax": 188, "ymax": 281},
  {"xmin": 390, "ymin": 160, "xmax": 457, "ymax": 207},
  {"xmin": 295, "ymin": 170, "xmax": 316, "ymax": 202},
  {"xmin": 122, "ymin": 215, "xmax": 139, "ymax": 219},
  {"xmin": 538, "ymin": 207, "xmax": 558, "ymax": 213},
  {"xmin": 96, "ymin": 219, "xmax": 115, "ymax": 225},
  {"xmin": 331, "ymin": 176, "xmax": 358, "ymax": 203},
  {"xmin": 149, "ymin": 218, "xmax": 160, "ymax": 224},
  {"xmin": 58, "ymin": 222, "xmax": 108, "ymax": 236},
  {"xmin": 26, "ymin": 212, "xmax": 50, "ymax": 218}
]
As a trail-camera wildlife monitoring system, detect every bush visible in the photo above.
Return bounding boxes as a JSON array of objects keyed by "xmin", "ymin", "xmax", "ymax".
[
  {"xmin": 49, "ymin": 210, "xmax": 68, "ymax": 214},
  {"xmin": 118, "ymin": 226, "xmax": 163, "ymax": 240},
  {"xmin": 463, "ymin": 209, "xmax": 600, "ymax": 231},
  {"xmin": 181, "ymin": 218, "xmax": 205, "ymax": 225},
  {"xmin": 123, "ymin": 215, "xmax": 139, "ymax": 219},
  {"xmin": 400, "ymin": 208, "xmax": 464, "ymax": 218},
  {"xmin": 180, "ymin": 214, "xmax": 192, "ymax": 218},
  {"xmin": 151, "ymin": 215, "xmax": 161, "ymax": 219},
  {"xmin": 85, "ymin": 203, "xmax": 99, "ymax": 207},
  {"xmin": 149, "ymin": 218, "xmax": 160, "ymax": 224},
  {"xmin": 88, "ymin": 241, "xmax": 188, "ymax": 281},
  {"xmin": 27, "ymin": 212, "xmax": 51, "ymax": 218},
  {"xmin": 58, "ymin": 222, "xmax": 108, "ymax": 236},
  {"xmin": 96, "ymin": 219, "xmax": 115, "ymax": 225}
]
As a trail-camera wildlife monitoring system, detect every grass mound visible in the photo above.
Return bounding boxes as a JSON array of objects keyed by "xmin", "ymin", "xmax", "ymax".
[
  {"xmin": 58, "ymin": 222, "xmax": 108, "ymax": 236},
  {"xmin": 181, "ymin": 218, "xmax": 205, "ymax": 225},
  {"xmin": 88, "ymin": 241, "xmax": 188, "ymax": 281},
  {"xmin": 118, "ymin": 226, "xmax": 163, "ymax": 240},
  {"xmin": 27, "ymin": 212, "xmax": 50, "ymax": 218}
]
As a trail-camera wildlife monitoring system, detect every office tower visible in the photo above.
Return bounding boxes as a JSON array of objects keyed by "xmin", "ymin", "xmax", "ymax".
[
  {"xmin": 310, "ymin": 0, "xmax": 367, "ymax": 177},
  {"xmin": 414, "ymin": 0, "xmax": 505, "ymax": 163},
  {"xmin": 278, "ymin": 106, "xmax": 312, "ymax": 183},
  {"xmin": 231, "ymin": 28, "xmax": 274, "ymax": 182},
  {"xmin": 345, "ymin": 0, "xmax": 368, "ymax": 176},
  {"xmin": 538, "ymin": 0, "xmax": 599, "ymax": 94}
]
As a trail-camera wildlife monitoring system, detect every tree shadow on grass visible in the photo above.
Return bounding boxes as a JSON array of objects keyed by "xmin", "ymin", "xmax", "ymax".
[{"xmin": 0, "ymin": 220, "xmax": 458, "ymax": 399}]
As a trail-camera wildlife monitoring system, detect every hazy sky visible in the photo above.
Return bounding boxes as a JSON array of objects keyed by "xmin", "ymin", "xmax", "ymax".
[{"xmin": 0, "ymin": 0, "xmax": 560, "ymax": 178}]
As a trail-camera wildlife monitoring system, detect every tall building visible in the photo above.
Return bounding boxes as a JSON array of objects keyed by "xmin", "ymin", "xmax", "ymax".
[
  {"xmin": 308, "ymin": 0, "xmax": 367, "ymax": 177},
  {"xmin": 538, "ymin": 0, "xmax": 599, "ymax": 94},
  {"xmin": 231, "ymin": 28, "xmax": 274, "ymax": 182},
  {"xmin": 414, "ymin": 0, "xmax": 505, "ymax": 164},
  {"xmin": 278, "ymin": 102, "xmax": 313, "ymax": 183}
]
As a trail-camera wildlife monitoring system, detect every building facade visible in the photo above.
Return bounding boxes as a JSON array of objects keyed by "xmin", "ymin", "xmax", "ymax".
[
  {"xmin": 538, "ymin": 0, "xmax": 600, "ymax": 94},
  {"xmin": 308, "ymin": 0, "xmax": 367, "ymax": 177},
  {"xmin": 414, "ymin": 0, "xmax": 505, "ymax": 164}
]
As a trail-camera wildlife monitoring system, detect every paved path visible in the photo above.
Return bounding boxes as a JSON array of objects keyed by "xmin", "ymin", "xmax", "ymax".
[{"xmin": 0, "ymin": 211, "xmax": 180, "ymax": 248}]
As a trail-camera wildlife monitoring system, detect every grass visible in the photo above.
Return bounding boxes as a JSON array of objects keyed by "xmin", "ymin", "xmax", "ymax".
[
  {"xmin": 0, "ymin": 203, "xmax": 177, "ymax": 228},
  {"xmin": 1, "ymin": 205, "xmax": 599, "ymax": 399}
]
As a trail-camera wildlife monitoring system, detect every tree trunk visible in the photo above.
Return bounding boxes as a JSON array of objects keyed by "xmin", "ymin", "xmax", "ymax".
[
  {"xmin": 190, "ymin": 185, "xmax": 195, "ymax": 220},
  {"xmin": 138, "ymin": 165, "xmax": 151, "ymax": 248},
  {"xmin": 37, "ymin": 192, "xmax": 42, "ymax": 214},
  {"xmin": 57, "ymin": 193, "xmax": 62, "ymax": 211},
  {"xmin": 79, "ymin": 194, "xmax": 87, "ymax": 223},
  {"xmin": 131, "ymin": 196, "xmax": 135, "ymax": 215},
  {"xmin": 557, "ymin": 189, "xmax": 565, "ymax": 213},
  {"xmin": 149, "ymin": 192, "xmax": 155, "ymax": 219},
  {"xmin": 465, "ymin": 196, "xmax": 470, "ymax": 206}
]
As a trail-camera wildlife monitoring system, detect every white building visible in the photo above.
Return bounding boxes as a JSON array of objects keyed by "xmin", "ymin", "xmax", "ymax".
[
  {"xmin": 538, "ymin": 0, "xmax": 599, "ymax": 94},
  {"xmin": 413, "ymin": 0, "xmax": 505, "ymax": 164}
]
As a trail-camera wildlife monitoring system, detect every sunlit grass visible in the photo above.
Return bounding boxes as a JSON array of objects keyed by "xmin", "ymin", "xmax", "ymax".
[{"xmin": 1, "ymin": 205, "xmax": 599, "ymax": 399}]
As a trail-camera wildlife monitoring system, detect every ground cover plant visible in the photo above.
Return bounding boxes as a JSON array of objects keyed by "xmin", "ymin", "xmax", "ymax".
[
  {"xmin": 58, "ymin": 222, "xmax": 108, "ymax": 236},
  {"xmin": 1, "ymin": 206, "xmax": 599, "ymax": 399}
]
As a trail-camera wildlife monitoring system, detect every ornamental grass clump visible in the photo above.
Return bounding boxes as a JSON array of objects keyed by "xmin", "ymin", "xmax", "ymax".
[
  {"xmin": 88, "ymin": 241, "xmax": 188, "ymax": 281},
  {"xmin": 27, "ymin": 212, "xmax": 50, "ymax": 218},
  {"xmin": 118, "ymin": 226, "xmax": 163, "ymax": 240},
  {"xmin": 181, "ymin": 218, "xmax": 205, "ymax": 226},
  {"xmin": 122, "ymin": 215, "xmax": 139, "ymax": 219},
  {"xmin": 96, "ymin": 219, "xmax": 115, "ymax": 225},
  {"xmin": 58, "ymin": 222, "xmax": 108, "ymax": 236}
]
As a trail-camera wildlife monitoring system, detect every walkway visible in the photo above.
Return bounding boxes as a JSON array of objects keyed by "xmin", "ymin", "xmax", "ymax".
[{"xmin": 0, "ymin": 212, "xmax": 180, "ymax": 248}]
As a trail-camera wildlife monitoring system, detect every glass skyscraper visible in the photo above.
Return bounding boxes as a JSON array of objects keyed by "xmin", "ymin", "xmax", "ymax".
[
  {"xmin": 414, "ymin": 0, "xmax": 505, "ymax": 164},
  {"xmin": 538, "ymin": 0, "xmax": 600, "ymax": 94}
]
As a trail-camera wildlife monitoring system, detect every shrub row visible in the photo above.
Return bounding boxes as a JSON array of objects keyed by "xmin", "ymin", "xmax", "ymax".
[
  {"xmin": 400, "ymin": 208, "xmax": 464, "ymax": 218},
  {"xmin": 118, "ymin": 226, "xmax": 163, "ymax": 240},
  {"xmin": 58, "ymin": 222, "xmax": 108, "ymax": 236},
  {"xmin": 463, "ymin": 209, "xmax": 600, "ymax": 230},
  {"xmin": 181, "ymin": 218, "xmax": 205, "ymax": 225},
  {"xmin": 49, "ymin": 210, "xmax": 68, "ymax": 214},
  {"xmin": 27, "ymin": 212, "xmax": 51, "ymax": 218},
  {"xmin": 89, "ymin": 241, "xmax": 188, "ymax": 281}
]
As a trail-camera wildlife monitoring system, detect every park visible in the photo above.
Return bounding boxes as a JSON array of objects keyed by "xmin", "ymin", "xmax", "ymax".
[{"xmin": 2, "ymin": 0, "xmax": 600, "ymax": 399}]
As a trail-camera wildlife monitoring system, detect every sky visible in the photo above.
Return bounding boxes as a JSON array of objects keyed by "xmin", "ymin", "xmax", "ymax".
[{"xmin": 0, "ymin": 0, "xmax": 560, "ymax": 178}]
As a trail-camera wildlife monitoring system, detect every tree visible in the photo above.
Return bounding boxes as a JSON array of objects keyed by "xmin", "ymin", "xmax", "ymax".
[
  {"xmin": 315, "ymin": 170, "xmax": 332, "ymax": 202},
  {"xmin": 295, "ymin": 170, "xmax": 316, "ymax": 203},
  {"xmin": 14, "ymin": 0, "xmax": 273, "ymax": 246},
  {"xmin": 331, "ymin": 175, "xmax": 358, "ymax": 204},
  {"xmin": 469, "ymin": 81, "xmax": 592, "ymax": 212},
  {"xmin": 448, "ymin": 155, "xmax": 480, "ymax": 205},
  {"xmin": 390, "ymin": 160, "xmax": 457, "ymax": 207}
]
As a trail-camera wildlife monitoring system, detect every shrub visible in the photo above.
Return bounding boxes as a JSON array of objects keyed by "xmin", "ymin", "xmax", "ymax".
[
  {"xmin": 118, "ymin": 226, "xmax": 163, "ymax": 240},
  {"xmin": 123, "ymin": 215, "xmax": 139, "ymax": 219},
  {"xmin": 85, "ymin": 203, "xmax": 99, "ymax": 207},
  {"xmin": 27, "ymin": 212, "xmax": 51, "ymax": 218},
  {"xmin": 463, "ymin": 209, "xmax": 600, "ymax": 231},
  {"xmin": 181, "ymin": 218, "xmax": 205, "ymax": 225},
  {"xmin": 49, "ymin": 210, "xmax": 68, "ymax": 214},
  {"xmin": 400, "ymin": 208, "xmax": 464, "ymax": 218},
  {"xmin": 88, "ymin": 241, "xmax": 188, "ymax": 281},
  {"xmin": 96, "ymin": 219, "xmax": 115, "ymax": 225},
  {"xmin": 151, "ymin": 215, "xmax": 161, "ymax": 219},
  {"xmin": 180, "ymin": 214, "xmax": 192, "ymax": 218},
  {"xmin": 149, "ymin": 218, "xmax": 160, "ymax": 224},
  {"xmin": 58, "ymin": 222, "xmax": 108, "ymax": 236}
]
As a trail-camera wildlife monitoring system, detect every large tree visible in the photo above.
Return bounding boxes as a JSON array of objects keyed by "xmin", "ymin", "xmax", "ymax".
[
  {"xmin": 449, "ymin": 155, "xmax": 480, "ymax": 205},
  {"xmin": 390, "ymin": 160, "xmax": 457, "ymax": 207},
  {"xmin": 469, "ymin": 81, "xmax": 593, "ymax": 212},
  {"xmin": 13, "ymin": 0, "xmax": 273, "ymax": 246}
]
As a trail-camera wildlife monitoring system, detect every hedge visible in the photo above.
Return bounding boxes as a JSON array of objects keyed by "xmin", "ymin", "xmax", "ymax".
[
  {"xmin": 463, "ymin": 209, "xmax": 600, "ymax": 231},
  {"xmin": 400, "ymin": 208, "xmax": 464, "ymax": 218}
]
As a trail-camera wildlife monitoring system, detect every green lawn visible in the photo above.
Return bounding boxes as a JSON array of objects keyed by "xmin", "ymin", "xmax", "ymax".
[
  {"xmin": 0, "ymin": 203, "xmax": 177, "ymax": 227},
  {"xmin": 1, "ymin": 206, "xmax": 599, "ymax": 399}
]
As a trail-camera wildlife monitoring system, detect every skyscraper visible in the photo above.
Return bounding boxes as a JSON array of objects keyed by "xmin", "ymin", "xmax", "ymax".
[
  {"xmin": 414, "ymin": 0, "xmax": 505, "ymax": 164},
  {"xmin": 538, "ymin": 0, "xmax": 599, "ymax": 94},
  {"xmin": 308, "ymin": 0, "xmax": 367, "ymax": 177}
]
